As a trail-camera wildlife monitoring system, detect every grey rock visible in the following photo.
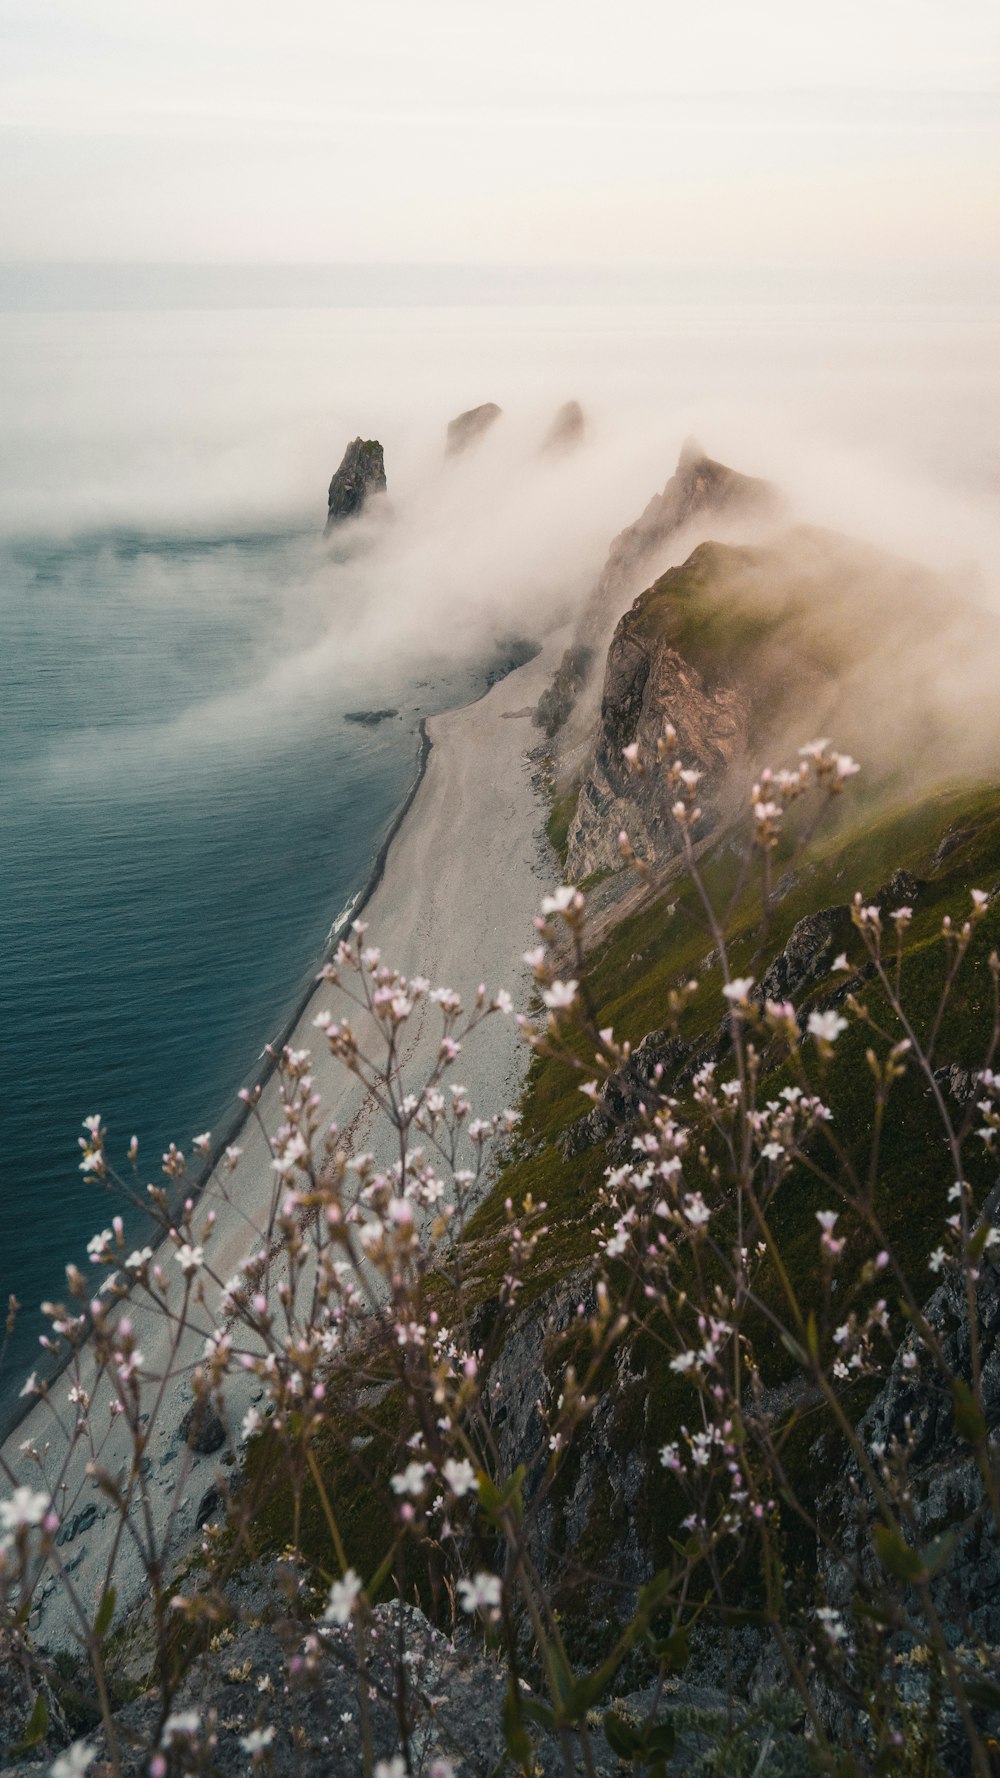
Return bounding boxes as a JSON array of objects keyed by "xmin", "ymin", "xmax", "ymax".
[
  {"xmin": 325, "ymin": 436, "xmax": 387, "ymax": 530},
  {"xmin": 69, "ymin": 1605, "xmax": 629, "ymax": 1776},
  {"xmin": 558, "ymin": 1030, "xmax": 689, "ymax": 1158},
  {"xmin": 445, "ymin": 402, "xmax": 502, "ymax": 456},
  {"xmin": 178, "ymin": 1399, "xmax": 227, "ymax": 1456},
  {"xmin": 565, "ymin": 586, "xmax": 751, "ymax": 879},
  {"xmin": 534, "ymin": 441, "xmax": 781, "ymax": 739},
  {"xmin": 754, "ymin": 906, "xmax": 853, "ymax": 1007}
]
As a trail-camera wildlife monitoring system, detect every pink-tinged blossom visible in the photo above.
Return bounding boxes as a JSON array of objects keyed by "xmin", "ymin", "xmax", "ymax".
[
  {"xmin": 0, "ymin": 1486, "xmax": 51, "ymax": 1533},
  {"xmin": 816, "ymin": 1606, "xmax": 849, "ymax": 1643},
  {"xmin": 323, "ymin": 1568, "xmax": 363, "ymax": 1625},
  {"xmin": 457, "ymin": 1571, "xmax": 503, "ymax": 1613},
  {"xmin": 542, "ymin": 979, "xmax": 578, "ymax": 1010},
  {"xmin": 808, "ymin": 1010, "xmax": 848, "ymax": 1043},
  {"xmin": 682, "ymin": 1193, "xmax": 711, "ymax": 1227},
  {"xmin": 929, "ymin": 1246, "xmax": 947, "ymax": 1273},
  {"xmin": 161, "ymin": 1712, "xmax": 200, "ymax": 1743},
  {"xmin": 541, "ymin": 886, "xmax": 583, "ymax": 917},
  {"xmin": 390, "ymin": 1461, "xmax": 428, "ymax": 1497},
  {"xmin": 492, "ymin": 989, "xmax": 513, "ymax": 1015},
  {"xmin": 442, "ymin": 1457, "xmax": 478, "ymax": 1497},
  {"xmin": 239, "ymin": 1728, "xmax": 275, "ymax": 1756},
  {"xmin": 722, "ymin": 977, "xmax": 755, "ymax": 1004},
  {"xmin": 173, "ymin": 1243, "xmax": 204, "ymax": 1276},
  {"xmin": 50, "ymin": 1744, "xmax": 96, "ymax": 1778},
  {"xmin": 669, "ymin": 1351, "xmax": 699, "ymax": 1374}
]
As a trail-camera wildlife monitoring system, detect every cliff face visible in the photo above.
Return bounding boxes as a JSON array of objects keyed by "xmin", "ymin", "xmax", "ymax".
[
  {"xmin": 535, "ymin": 441, "xmax": 781, "ymax": 739},
  {"xmin": 565, "ymin": 588, "xmax": 750, "ymax": 878},
  {"xmin": 325, "ymin": 437, "xmax": 386, "ymax": 530}
]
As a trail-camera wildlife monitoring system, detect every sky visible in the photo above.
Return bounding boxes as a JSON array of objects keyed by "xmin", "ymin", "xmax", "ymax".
[{"xmin": 0, "ymin": 0, "xmax": 998, "ymax": 290}]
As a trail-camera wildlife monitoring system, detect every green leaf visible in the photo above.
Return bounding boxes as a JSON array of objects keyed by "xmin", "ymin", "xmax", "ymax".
[
  {"xmin": 603, "ymin": 1711, "xmax": 643, "ymax": 1761},
  {"xmin": 643, "ymin": 1721, "xmax": 677, "ymax": 1759},
  {"xmin": 963, "ymin": 1677, "xmax": 1000, "ymax": 1711},
  {"xmin": 780, "ymin": 1331, "xmax": 809, "ymax": 1368},
  {"xmin": 519, "ymin": 1695, "xmax": 555, "ymax": 1733},
  {"xmin": 952, "ymin": 1379, "xmax": 987, "ymax": 1445},
  {"xmin": 93, "ymin": 1585, "xmax": 116, "ymax": 1641},
  {"xmin": 874, "ymin": 1525, "xmax": 926, "ymax": 1584},
  {"xmin": 636, "ymin": 1567, "xmax": 673, "ymax": 1618},
  {"xmin": 476, "ymin": 1465, "xmax": 526, "ymax": 1525},
  {"xmin": 502, "ymin": 1684, "xmax": 533, "ymax": 1767},
  {"xmin": 652, "ymin": 1627, "xmax": 690, "ymax": 1673},
  {"xmin": 18, "ymin": 1693, "xmax": 48, "ymax": 1750},
  {"xmin": 806, "ymin": 1311, "xmax": 820, "ymax": 1363},
  {"xmin": 920, "ymin": 1530, "xmax": 956, "ymax": 1579},
  {"xmin": 968, "ymin": 1221, "xmax": 992, "ymax": 1262},
  {"xmin": 549, "ymin": 1644, "xmax": 575, "ymax": 1712}
]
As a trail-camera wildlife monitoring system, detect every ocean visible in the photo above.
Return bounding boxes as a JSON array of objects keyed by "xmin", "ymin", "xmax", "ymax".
[{"xmin": 1, "ymin": 289, "xmax": 998, "ymax": 1420}]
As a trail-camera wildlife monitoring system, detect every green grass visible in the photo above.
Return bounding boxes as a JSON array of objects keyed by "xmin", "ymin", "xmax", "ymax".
[
  {"xmin": 459, "ymin": 776, "xmax": 1000, "ymax": 1604},
  {"xmin": 546, "ymin": 786, "xmax": 581, "ymax": 868}
]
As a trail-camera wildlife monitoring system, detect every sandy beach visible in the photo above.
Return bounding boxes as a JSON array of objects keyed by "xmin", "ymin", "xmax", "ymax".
[{"xmin": 2, "ymin": 634, "xmax": 563, "ymax": 1650}]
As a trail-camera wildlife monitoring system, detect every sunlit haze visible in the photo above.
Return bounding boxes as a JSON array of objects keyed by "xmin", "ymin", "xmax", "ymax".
[{"xmin": 1, "ymin": 0, "xmax": 998, "ymax": 296}]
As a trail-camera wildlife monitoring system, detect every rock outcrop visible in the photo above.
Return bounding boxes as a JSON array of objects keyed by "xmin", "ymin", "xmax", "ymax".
[
  {"xmin": 445, "ymin": 402, "xmax": 502, "ymax": 456},
  {"xmin": 812, "ymin": 1184, "xmax": 1000, "ymax": 1763},
  {"xmin": 535, "ymin": 441, "xmax": 781, "ymax": 738},
  {"xmin": 565, "ymin": 560, "xmax": 751, "ymax": 880},
  {"xmin": 325, "ymin": 437, "xmax": 386, "ymax": 530},
  {"xmin": 542, "ymin": 399, "xmax": 585, "ymax": 453}
]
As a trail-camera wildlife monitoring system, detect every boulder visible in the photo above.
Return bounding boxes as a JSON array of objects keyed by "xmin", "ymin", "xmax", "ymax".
[{"xmin": 178, "ymin": 1398, "xmax": 227, "ymax": 1456}]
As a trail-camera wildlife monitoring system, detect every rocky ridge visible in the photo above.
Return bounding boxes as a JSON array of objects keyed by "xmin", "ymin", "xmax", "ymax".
[{"xmin": 534, "ymin": 441, "xmax": 780, "ymax": 739}]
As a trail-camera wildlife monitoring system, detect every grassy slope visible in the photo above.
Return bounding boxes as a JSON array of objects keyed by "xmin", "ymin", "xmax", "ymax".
[
  {"xmin": 240, "ymin": 534, "xmax": 1000, "ymax": 1639},
  {"xmin": 460, "ymin": 780, "xmax": 1000, "ymax": 1619}
]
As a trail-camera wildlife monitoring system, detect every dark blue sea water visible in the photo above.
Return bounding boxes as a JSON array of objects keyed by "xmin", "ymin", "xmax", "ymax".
[{"xmin": 0, "ymin": 521, "xmax": 489, "ymax": 1418}]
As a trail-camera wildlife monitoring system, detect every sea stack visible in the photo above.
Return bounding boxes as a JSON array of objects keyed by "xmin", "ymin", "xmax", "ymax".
[
  {"xmin": 445, "ymin": 402, "xmax": 502, "ymax": 456},
  {"xmin": 541, "ymin": 399, "xmax": 585, "ymax": 453},
  {"xmin": 325, "ymin": 437, "xmax": 387, "ymax": 531}
]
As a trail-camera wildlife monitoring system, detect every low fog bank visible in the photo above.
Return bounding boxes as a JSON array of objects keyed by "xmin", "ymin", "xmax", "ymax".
[{"xmin": 2, "ymin": 300, "xmax": 999, "ymax": 791}]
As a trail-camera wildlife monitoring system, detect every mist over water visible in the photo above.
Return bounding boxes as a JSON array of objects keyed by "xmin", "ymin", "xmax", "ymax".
[{"xmin": 1, "ymin": 295, "xmax": 998, "ymax": 1412}]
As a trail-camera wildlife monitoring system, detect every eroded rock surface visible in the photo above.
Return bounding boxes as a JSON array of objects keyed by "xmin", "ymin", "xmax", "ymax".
[
  {"xmin": 565, "ymin": 589, "xmax": 750, "ymax": 880},
  {"xmin": 535, "ymin": 441, "xmax": 780, "ymax": 739},
  {"xmin": 325, "ymin": 436, "xmax": 387, "ymax": 530}
]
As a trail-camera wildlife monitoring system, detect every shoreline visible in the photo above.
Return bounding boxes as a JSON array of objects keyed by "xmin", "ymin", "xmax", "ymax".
[
  {"xmin": 0, "ymin": 642, "xmax": 542, "ymax": 1440},
  {"xmin": 0, "ymin": 719, "xmax": 435, "ymax": 1447},
  {"xmin": 1, "ymin": 631, "xmax": 565, "ymax": 1643}
]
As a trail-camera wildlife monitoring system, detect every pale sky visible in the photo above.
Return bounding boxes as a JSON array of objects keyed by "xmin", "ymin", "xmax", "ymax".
[{"xmin": 1, "ymin": 0, "xmax": 998, "ymax": 277}]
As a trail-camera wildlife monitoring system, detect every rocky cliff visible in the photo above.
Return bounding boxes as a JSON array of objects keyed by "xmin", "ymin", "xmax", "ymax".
[
  {"xmin": 535, "ymin": 441, "xmax": 781, "ymax": 738},
  {"xmin": 325, "ymin": 436, "xmax": 386, "ymax": 530},
  {"xmin": 445, "ymin": 402, "xmax": 502, "ymax": 456}
]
